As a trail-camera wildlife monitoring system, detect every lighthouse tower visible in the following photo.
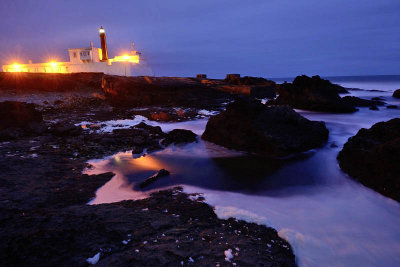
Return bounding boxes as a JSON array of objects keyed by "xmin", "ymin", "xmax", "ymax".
[{"xmin": 99, "ymin": 26, "xmax": 109, "ymax": 61}]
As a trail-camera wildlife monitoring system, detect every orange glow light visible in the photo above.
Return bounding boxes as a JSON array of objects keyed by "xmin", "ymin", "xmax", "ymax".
[{"xmin": 111, "ymin": 53, "xmax": 140, "ymax": 63}]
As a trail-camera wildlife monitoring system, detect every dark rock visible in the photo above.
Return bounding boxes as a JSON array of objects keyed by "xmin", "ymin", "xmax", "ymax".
[
  {"xmin": 101, "ymin": 75, "xmax": 229, "ymax": 109},
  {"xmin": 49, "ymin": 122, "xmax": 82, "ymax": 136},
  {"xmin": 202, "ymin": 98, "xmax": 329, "ymax": 157},
  {"xmin": 330, "ymin": 143, "xmax": 338, "ymax": 148},
  {"xmin": 139, "ymin": 169, "xmax": 170, "ymax": 188},
  {"xmin": 393, "ymin": 89, "xmax": 400, "ymax": 98},
  {"xmin": 342, "ymin": 96, "xmax": 385, "ymax": 107},
  {"xmin": 387, "ymin": 105, "xmax": 398, "ymax": 109},
  {"xmin": 0, "ymin": 72, "xmax": 104, "ymax": 92},
  {"xmin": 225, "ymin": 76, "xmax": 275, "ymax": 86},
  {"xmin": 274, "ymin": 75, "xmax": 355, "ymax": 113},
  {"xmin": 0, "ymin": 101, "xmax": 45, "ymax": 140},
  {"xmin": 0, "ymin": 101, "xmax": 43, "ymax": 131},
  {"xmin": 250, "ymin": 86, "xmax": 276, "ymax": 99},
  {"xmin": 0, "ymin": 188, "xmax": 295, "ymax": 266},
  {"xmin": 132, "ymin": 135, "xmax": 146, "ymax": 145},
  {"xmin": 162, "ymin": 129, "xmax": 198, "ymax": 146},
  {"xmin": 369, "ymin": 106, "xmax": 379, "ymax": 111},
  {"xmin": 371, "ymin": 97, "xmax": 384, "ymax": 101},
  {"xmin": 134, "ymin": 122, "xmax": 163, "ymax": 135},
  {"xmin": 337, "ymin": 118, "xmax": 400, "ymax": 202},
  {"xmin": 131, "ymin": 146, "xmax": 144, "ymax": 155}
]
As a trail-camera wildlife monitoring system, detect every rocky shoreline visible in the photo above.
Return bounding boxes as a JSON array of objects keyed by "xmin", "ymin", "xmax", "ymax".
[
  {"xmin": 1, "ymin": 72, "xmax": 399, "ymax": 265},
  {"xmin": 0, "ymin": 73, "xmax": 297, "ymax": 266}
]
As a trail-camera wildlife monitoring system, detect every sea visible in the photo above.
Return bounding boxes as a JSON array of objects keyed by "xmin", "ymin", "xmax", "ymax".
[{"xmin": 84, "ymin": 75, "xmax": 400, "ymax": 267}]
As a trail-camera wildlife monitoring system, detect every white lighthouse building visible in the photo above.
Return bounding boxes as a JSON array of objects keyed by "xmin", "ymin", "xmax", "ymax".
[{"xmin": 2, "ymin": 27, "xmax": 153, "ymax": 77}]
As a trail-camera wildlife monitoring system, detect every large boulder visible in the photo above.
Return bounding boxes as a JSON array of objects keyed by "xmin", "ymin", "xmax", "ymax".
[
  {"xmin": 337, "ymin": 119, "xmax": 400, "ymax": 202},
  {"xmin": 274, "ymin": 75, "xmax": 356, "ymax": 113},
  {"xmin": 202, "ymin": 99, "xmax": 329, "ymax": 157},
  {"xmin": 393, "ymin": 89, "xmax": 400, "ymax": 98},
  {"xmin": 0, "ymin": 101, "xmax": 46, "ymax": 140}
]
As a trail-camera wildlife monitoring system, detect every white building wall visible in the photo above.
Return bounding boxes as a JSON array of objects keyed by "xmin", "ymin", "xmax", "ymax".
[{"xmin": 68, "ymin": 61, "xmax": 153, "ymax": 76}]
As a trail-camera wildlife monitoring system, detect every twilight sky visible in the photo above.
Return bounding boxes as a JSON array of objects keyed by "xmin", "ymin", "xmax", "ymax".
[{"xmin": 0, "ymin": 0, "xmax": 399, "ymax": 78}]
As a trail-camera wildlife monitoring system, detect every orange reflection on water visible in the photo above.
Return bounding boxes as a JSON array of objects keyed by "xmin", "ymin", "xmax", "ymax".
[{"xmin": 128, "ymin": 155, "xmax": 164, "ymax": 170}]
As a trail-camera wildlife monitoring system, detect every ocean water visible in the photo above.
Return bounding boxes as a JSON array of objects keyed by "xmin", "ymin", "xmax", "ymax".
[{"xmin": 85, "ymin": 76, "xmax": 400, "ymax": 266}]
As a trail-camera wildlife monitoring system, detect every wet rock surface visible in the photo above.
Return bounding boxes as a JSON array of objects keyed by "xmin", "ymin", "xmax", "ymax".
[
  {"xmin": 271, "ymin": 75, "xmax": 357, "ymax": 113},
  {"xmin": 202, "ymin": 98, "xmax": 329, "ymax": 157},
  {"xmin": 0, "ymin": 187, "xmax": 295, "ymax": 267},
  {"xmin": 393, "ymin": 89, "xmax": 400, "ymax": 98},
  {"xmin": 337, "ymin": 118, "xmax": 400, "ymax": 202}
]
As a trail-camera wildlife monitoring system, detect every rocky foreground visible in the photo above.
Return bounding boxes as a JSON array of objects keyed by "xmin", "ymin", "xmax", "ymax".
[
  {"xmin": 0, "ymin": 74, "xmax": 296, "ymax": 266},
  {"xmin": 338, "ymin": 119, "xmax": 400, "ymax": 202},
  {"xmin": 1, "ymin": 71, "xmax": 397, "ymax": 265}
]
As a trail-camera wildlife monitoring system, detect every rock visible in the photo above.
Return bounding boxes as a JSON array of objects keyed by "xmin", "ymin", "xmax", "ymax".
[
  {"xmin": 139, "ymin": 169, "xmax": 170, "ymax": 188},
  {"xmin": 151, "ymin": 112, "xmax": 171, "ymax": 121},
  {"xmin": 132, "ymin": 135, "xmax": 146, "ymax": 145},
  {"xmin": 49, "ymin": 122, "xmax": 82, "ymax": 136},
  {"xmin": 250, "ymin": 86, "xmax": 276, "ymax": 99},
  {"xmin": 0, "ymin": 101, "xmax": 45, "ymax": 140},
  {"xmin": 131, "ymin": 146, "xmax": 144, "ymax": 155},
  {"xmin": 387, "ymin": 105, "xmax": 398, "ymax": 109},
  {"xmin": 162, "ymin": 129, "xmax": 198, "ymax": 146},
  {"xmin": 101, "ymin": 75, "xmax": 229, "ymax": 108},
  {"xmin": 371, "ymin": 97, "xmax": 384, "ymax": 101},
  {"xmin": 330, "ymin": 143, "xmax": 338, "ymax": 148},
  {"xmin": 369, "ymin": 106, "xmax": 379, "ymax": 111},
  {"xmin": 202, "ymin": 98, "xmax": 329, "ymax": 157},
  {"xmin": 0, "ymin": 101, "xmax": 43, "ymax": 131},
  {"xmin": 393, "ymin": 89, "xmax": 400, "ymax": 98},
  {"xmin": 223, "ymin": 76, "xmax": 277, "ymax": 99},
  {"xmin": 337, "ymin": 118, "xmax": 400, "ymax": 202},
  {"xmin": 134, "ymin": 122, "xmax": 163, "ymax": 135},
  {"xmin": 342, "ymin": 96, "xmax": 385, "ymax": 107},
  {"xmin": 0, "ymin": 72, "xmax": 103, "ymax": 92},
  {"xmin": 273, "ymin": 75, "xmax": 355, "ymax": 113},
  {"xmin": 225, "ymin": 76, "xmax": 275, "ymax": 86}
]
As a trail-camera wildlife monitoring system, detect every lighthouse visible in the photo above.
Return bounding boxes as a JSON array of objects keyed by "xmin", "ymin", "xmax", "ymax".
[
  {"xmin": 2, "ymin": 27, "xmax": 153, "ymax": 76},
  {"xmin": 99, "ymin": 26, "xmax": 109, "ymax": 61}
]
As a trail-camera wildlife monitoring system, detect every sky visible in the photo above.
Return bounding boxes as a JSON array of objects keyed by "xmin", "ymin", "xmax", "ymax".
[{"xmin": 0, "ymin": 0, "xmax": 399, "ymax": 78}]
